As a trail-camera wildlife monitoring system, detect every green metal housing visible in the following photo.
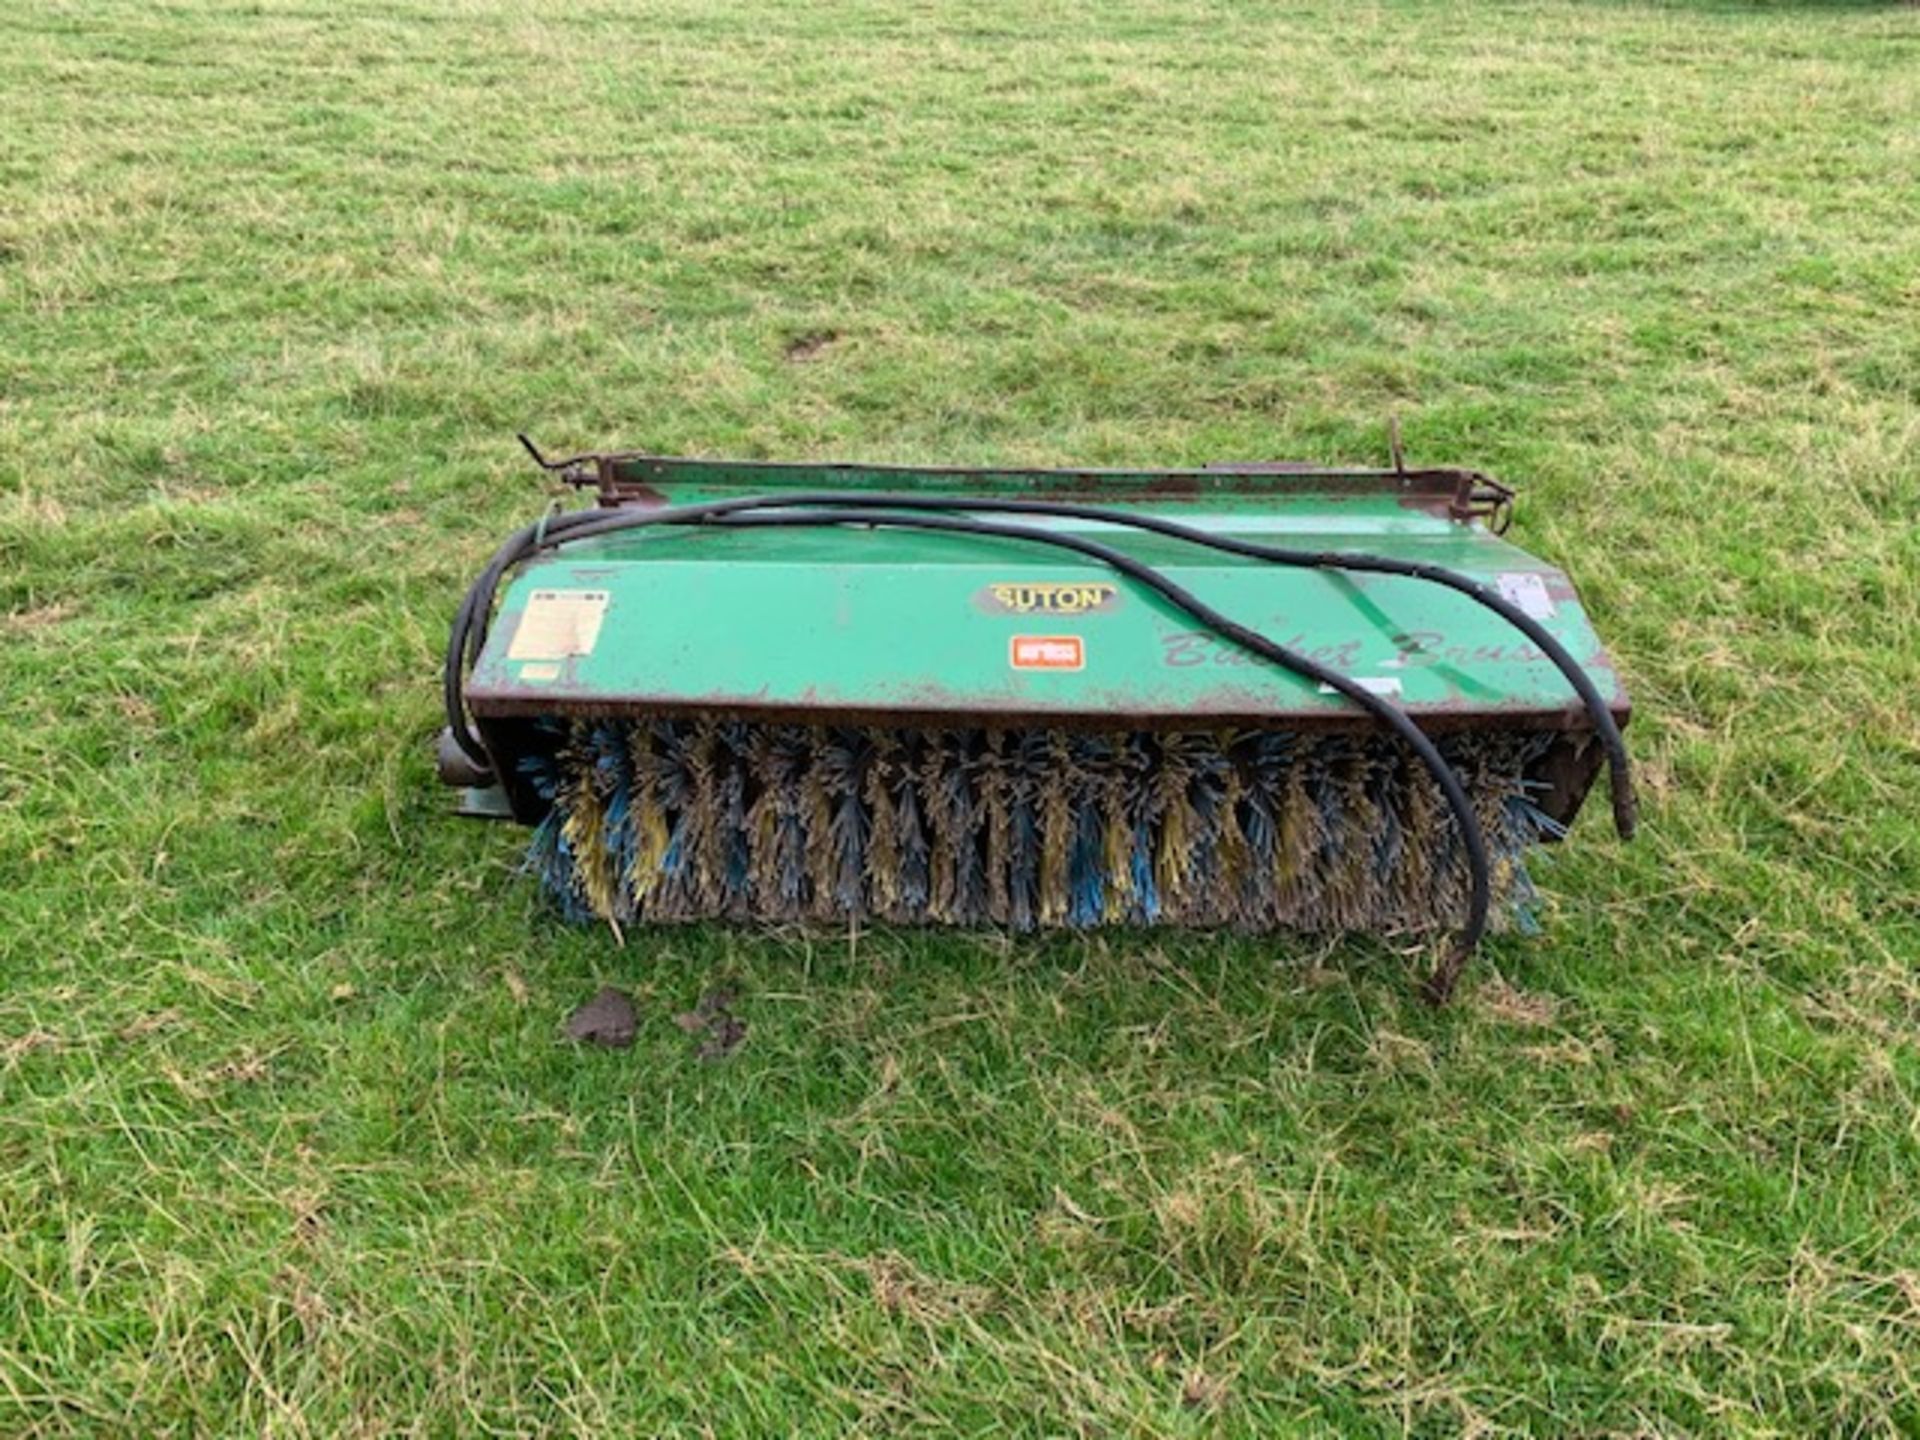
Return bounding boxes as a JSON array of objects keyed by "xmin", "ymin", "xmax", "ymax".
[{"xmin": 461, "ymin": 455, "xmax": 1629, "ymax": 828}]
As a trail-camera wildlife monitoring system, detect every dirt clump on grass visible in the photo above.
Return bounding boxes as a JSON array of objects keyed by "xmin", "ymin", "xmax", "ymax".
[{"xmin": 564, "ymin": 986, "xmax": 638, "ymax": 1049}]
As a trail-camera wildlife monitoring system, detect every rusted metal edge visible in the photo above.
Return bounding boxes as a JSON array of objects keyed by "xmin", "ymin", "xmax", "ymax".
[
  {"xmin": 1201, "ymin": 461, "xmax": 1513, "ymax": 528},
  {"xmin": 465, "ymin": 690, "xmax": 1630, "ymax": 736},
  {"xmin": 513, "ymin": 430, "xmax": 1520, "ymax": 526},
  {"xmin": 551, "ymin": 451, "xmax": 1511, "ymax": 513}
]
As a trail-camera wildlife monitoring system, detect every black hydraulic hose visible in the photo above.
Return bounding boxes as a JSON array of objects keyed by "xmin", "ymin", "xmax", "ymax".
[
  {"xmin": 712, "ymin": 491, "xmax": 1638, "ymax": 840},
  {"xmin": 444, "ymin": 500, "xmax": 1493, "ymax": 1000},
  {"xmin": 446, "ymin": 489, "xmax": 1633, "ymax": 841}
]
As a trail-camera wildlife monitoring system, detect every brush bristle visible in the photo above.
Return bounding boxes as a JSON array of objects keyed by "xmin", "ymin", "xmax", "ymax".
[{"xmin": 523, "ymin": 718, "xmax": 1559, "ymax": 936}]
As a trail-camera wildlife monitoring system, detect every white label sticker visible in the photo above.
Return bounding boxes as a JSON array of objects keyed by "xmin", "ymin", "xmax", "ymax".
[
  {"xmin": 507, "ymin": 589, "xmax": 609, "ymax": 661},
  {"xmin": 518, "ymin": 662, "xmax": 562, "ymax": 682},
  {"xmin": 1495, "ymin": 572, "xmax": 1556, "ymax": 620},
  {"xmin": 1318, "ymin": 677, "xmax": 1403, "ymax": 697}
]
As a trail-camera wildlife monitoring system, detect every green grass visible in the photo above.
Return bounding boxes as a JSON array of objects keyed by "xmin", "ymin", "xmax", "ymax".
[{"xmin": 4, "ymin": 0, "xmax": 1919, "ymax": 1432}]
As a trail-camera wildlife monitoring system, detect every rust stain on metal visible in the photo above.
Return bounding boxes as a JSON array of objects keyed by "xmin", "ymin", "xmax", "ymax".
[{"xmin": 582, "ymin": 449, "xmax": 1520, "ymax": 514}]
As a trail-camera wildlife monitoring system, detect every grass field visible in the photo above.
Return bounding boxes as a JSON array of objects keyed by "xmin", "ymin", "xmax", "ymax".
[{"xmin": 4, "ymin": 0, "xmax": 1920, "ymax": 1433}]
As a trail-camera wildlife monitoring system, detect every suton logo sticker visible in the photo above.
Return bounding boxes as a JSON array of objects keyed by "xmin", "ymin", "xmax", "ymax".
[{"xmin": 980, "ymin": 582, "xmax": 1119, "ymax": 615}]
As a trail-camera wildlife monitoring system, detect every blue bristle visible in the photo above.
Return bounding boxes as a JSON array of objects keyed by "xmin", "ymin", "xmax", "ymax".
[
  {"xmin": 1240, "ymin": 793, "xmax": 1275, "ymax": 865},
  {"xmin": 1514, "ymin": 792, "xmax": 1567, "ymax": 844},
  {"xmin": 526, "ymin": 716, "xmax": 1572, "ymax": 937},
  {"xmin": 1130, "ymin": 821, "xmax": 1159, "ymax": 922},
  {"xmin": 525, "ymin": 812, "xmax": 594, "ymax": 924},
  {"xmin": 1005, "ymin": 808, "xmax": 1036, "ymax": 930},
  {"xmin": 1069, "ymin": 799, "xmax": 1104, "ymax": 927},
  {"xmin": 518, "ymin": 749, "xmax": 560, "ymax": 801},
  {"xmin": 591, "ymin": 725, "xmax": 636, "ymax": 918},
  {"xmin": 945, "ymin": 757, "xmax": 985, "ymax": 916},
  {"xmin": 649, "ymin": 723, "xmax": 694, "ymax": 912},
  {"xmin": 717, "ymin": 723, "xmax": 750, "ymax": 906},
  {"xmin": 1235, "ymin": 732, "xmax": 1287, "ymax": 918},
  {"xmin": 1065, "ymin": 734, "xmax": 1106, "ymax": 926},
  {"xmin": 1007, "ymin": 731, "xmax": 1053, "ymax": 930},
  {"xmin": 726, "ymin": 832, "xmax": 750, "ymax": 899},
  {"xmin": 1501, "ymin": 790, "xmax": 1558, "ymax": 935},
  {"xmin": 1368, "ymin": 758, "xmax": 1403, "ymax": 883},
  {"xmin": 1120, "ymin": 736, "xmax": 1158, "ymax": 923},
  {"xmin": 1186, "ymin": 747, "xmax": 1227, "ymax": 889}
]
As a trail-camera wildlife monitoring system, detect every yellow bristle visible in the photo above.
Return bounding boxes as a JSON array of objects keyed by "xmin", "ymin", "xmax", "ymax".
[
  {"xmin": 1039, "ymin": 735, "xmax": 1071, "ymax": 926},
  {"xmin": 863, "ymin": 733, "xmax": 901, "ymax": 918},
  {"xmin": 981, "ymin": 732, "xmax": 1010, "ymax": 920}
]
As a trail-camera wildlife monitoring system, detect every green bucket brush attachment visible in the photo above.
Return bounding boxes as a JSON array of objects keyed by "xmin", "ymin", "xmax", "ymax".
[{"xmin": 441, "ymin": 441, "xmax": 1634, "ymax": 1001}]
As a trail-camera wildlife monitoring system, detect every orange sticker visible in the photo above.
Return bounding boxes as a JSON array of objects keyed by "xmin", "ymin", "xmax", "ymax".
[{"xmin": 1010, "ymin": 635, "xmax": 1084, "ymax": 671}]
